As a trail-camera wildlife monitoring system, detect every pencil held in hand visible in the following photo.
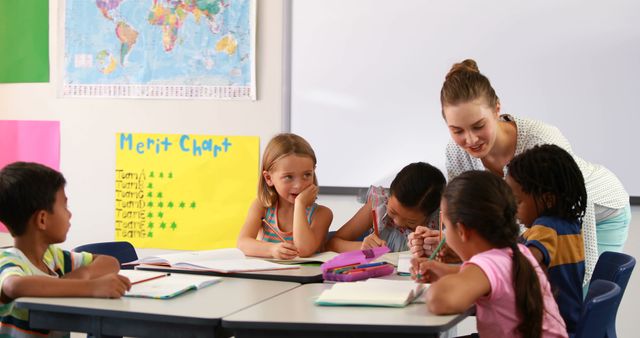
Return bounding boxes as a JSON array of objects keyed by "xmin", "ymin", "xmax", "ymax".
[
  {"xmin": 131, "ymin": 273, "xmax": 171, "ymax": 285},
  {"xmin": 262, "ymin": 218, "xmax": 288, "ymax": 243},
  {"xmin": 429, "ymin": 237, "xmax": 446, "ymax": 260},
  {"xmin": 371, "ymin": 209, "xmax": 379, "ymax": 236}
]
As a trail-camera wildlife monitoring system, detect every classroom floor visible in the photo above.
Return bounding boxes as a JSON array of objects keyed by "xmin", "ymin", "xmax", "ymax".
[{"xmin": 456, "ymin": 205, "xmax": 640, "ymax": 337}]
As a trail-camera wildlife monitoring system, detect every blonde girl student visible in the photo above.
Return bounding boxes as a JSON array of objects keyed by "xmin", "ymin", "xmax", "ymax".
[
  {"xmin": 506, "ymin": 144, "xmax": 587, "ymax": 334},
  {"xmin": 237, "ymin": 133, "xmax": 333, "ymax": 259},
  {"xmin": 412, "ymin": 171, "xmax": 567, "ymax": 338},
  {"xmin": 326, "ymin": 162, "xmax": 445, "ymax": 253}
]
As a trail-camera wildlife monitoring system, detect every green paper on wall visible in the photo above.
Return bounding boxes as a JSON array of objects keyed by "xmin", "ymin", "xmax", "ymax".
[{"xmin": 0, "ymin": 0, "xmax": 49, "ymax": 83}]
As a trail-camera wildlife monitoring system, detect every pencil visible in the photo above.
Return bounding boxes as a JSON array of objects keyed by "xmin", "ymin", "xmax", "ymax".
[
  {"xmin": 429, "ymin": 236, "xmax": 447, "ymax": 260},
  {"xmin": 371, "ymin": 209, "xmax": 379, "ymax": 237},
  {"xmin": 438, "ymin": 209, "xmax": 443, "ymax": 242},
  {"xmin": 262, "ymin": 218, "xmax": 289, "ymax": 243},
  {"xmin": 417, "ymin": 236, "xmax": 446, "ymax": 281},
  {"xmin": 131, "ymin": 273, "xmax": 170, "ymax": 285}
]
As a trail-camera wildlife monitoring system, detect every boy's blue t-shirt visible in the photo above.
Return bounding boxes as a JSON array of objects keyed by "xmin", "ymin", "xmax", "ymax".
[
  {"xmin": 0, "ymin": 245, "xmax": 93, "ymax": 338},
  {"xmin": 522, "ymin": 215, "xmax": 585, "ymax": 334}
]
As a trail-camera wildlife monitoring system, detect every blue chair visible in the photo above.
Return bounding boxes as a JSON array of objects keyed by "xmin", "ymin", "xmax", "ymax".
[
  {"xmin": 589, "ymin": 251, "xmax": 636, "ymax": 338},
  {"xmin": 73, "ymin": 241, "xmax": 138, "ymax": 269},
  {"xmin": 574, "ymin": 280, "xmax": 621, "ymax": 338}
]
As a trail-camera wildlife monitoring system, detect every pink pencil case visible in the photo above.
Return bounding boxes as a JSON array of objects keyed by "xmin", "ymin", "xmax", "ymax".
[{"xmin": 321, "ymin": 246, "xmax": 395, "ymax": 282}]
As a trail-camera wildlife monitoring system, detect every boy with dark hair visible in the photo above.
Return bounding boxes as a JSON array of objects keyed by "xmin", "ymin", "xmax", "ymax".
[{"xmin": 0, "ymin": 162, "xmax": 131, "ymax": 337}]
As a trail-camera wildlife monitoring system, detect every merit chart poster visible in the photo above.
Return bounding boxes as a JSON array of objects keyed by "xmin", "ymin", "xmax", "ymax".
[
  {"xmin": 63, "ymin": 0, "xmax": 256, "ymax": 99},
  {"xmin": 115, "ymin": 133, "xmax": 259, "ymax": 249}
]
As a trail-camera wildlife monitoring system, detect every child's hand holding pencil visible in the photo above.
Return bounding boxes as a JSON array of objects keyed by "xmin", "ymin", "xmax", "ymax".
[
  {"xmin": 261, "ymin": 218, "xmax": 299, "ymax": 260},
  {"xmin": 408, "ymin": 226, "xmax": 442, "ymax": 258}
]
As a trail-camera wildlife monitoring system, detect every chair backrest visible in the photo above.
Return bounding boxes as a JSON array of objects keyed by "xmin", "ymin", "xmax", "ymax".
[
  {"xmin": 589, "ymin": 251, "xmax": 636, "ymax": 338},
  {"xmin": 73, "ymin": 241, "xmax": 138, "ymax": 268},
  {"xmin": 574, "ymin": 280, "xmax": 621, "ymax": 338}
]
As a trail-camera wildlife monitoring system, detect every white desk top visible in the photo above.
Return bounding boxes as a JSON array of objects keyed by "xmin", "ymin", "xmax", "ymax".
[
  {"xmin": 16, "ymin": 276, "xmax": 300, "ymax": 323},
  {"xmin": 223, "ymin": 283, "xmax": 471, "ymax": 335}
]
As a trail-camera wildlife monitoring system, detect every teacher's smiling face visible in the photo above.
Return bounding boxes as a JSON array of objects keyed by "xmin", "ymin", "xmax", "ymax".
[{"xmin": 443, "ymin": 99, "xmax": 500, "ymax": 159}]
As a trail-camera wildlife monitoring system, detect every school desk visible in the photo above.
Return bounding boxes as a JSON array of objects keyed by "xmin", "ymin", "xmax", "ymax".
[
  {"xmin": 136, "ymin": 264, "xmax": 323, "ymax": 284},
  {"xmin": 222, "ymin": 283, "xmax": 473, "ymax": 338},
  {"xmin": 15, "ymin": 276, "xmax": 300, "ymax": 338}
]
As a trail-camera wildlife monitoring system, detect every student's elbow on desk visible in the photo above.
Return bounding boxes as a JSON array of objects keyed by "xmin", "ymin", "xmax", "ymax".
[{"xmin": 92, "ymin": 255, "xmax": 121, "ymax": 273}]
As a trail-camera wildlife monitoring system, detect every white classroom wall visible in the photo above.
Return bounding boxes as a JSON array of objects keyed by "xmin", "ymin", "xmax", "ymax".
[{"xmin": 0, "ymin": 0, "xmax": 289, "ymax": 254}]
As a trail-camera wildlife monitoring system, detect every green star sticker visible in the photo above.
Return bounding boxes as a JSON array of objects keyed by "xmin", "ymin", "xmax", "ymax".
[
  {"xmin": 149, "ymin": 171, "xmax": 155, "ymax": 178},
  {"xmin": 148, "ymin": 232, "xmax": 153, "ymax": 238},
  {"xmin": 170, "ymin": 222, "xmax": 177, "ymax": 230},
  {"xmin": 158, "ymin": 211, "xmax": 164, "ymax": 218},
  {"xmin": 179, "ymin": 201, "xmax": 186, "ymax": 208},
  {"xmin": 190, "ymin": 201, "xmax": 196, "ymax": 208},
  {"xmin": 157, "ymin": 192, "xmax": 163, "ymax": 198},
  {"xmin": 148, "ymin": 222, "xmax": 154, "ymax": 229},
  {"xmin": 168, "ymin": 172, "xmax": 173, "ymax": 179},
  {"xmin": 147, "ymin": 212, "xmax": 153, "ymax": 218},
  {"xmin": 159, "ymin": 172, "xmax": 164, "ymax": 178},
  {"xmin": 147, "ymin": 183, "xmax": 153, "ymax": 189},
  {"xmin": 147, "ymin": 201, "xmax": 153, "ymax": 207},
  {"xmin": 160, "ymin": 222, "xmax": 167, "ymax": 229},
  {"xmin": 168, "ymin": 201, "xmax": 174, "ymax": 208},
  {"xmin": 147, "ymin": 192, "xmax": 153, "ymax": 198},
  {"xmin": 158, "ymin": 201, "xmax": 164, "ymax": 208}
]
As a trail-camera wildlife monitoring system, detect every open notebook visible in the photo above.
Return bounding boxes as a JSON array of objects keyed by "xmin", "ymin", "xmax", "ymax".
[
  {"xmin": 124, "ymin": 248, "xmax": 299, "ymax": 273},
  {"xmin": 121, "ymin": 270, "xmax": 221, "ymax": 299},
  {"xmin": 315, "ymin": 279, "xmax": 427, "ymax": 308},
  {"xmin": 264, "ymin": 251, "xmax": 339, "ymax": 264}
]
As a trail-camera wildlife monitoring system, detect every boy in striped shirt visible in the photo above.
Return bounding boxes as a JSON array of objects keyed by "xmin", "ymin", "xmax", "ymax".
[{"xmin": 0, "ymin": 162, "xmax": 131, "ymax": 337}]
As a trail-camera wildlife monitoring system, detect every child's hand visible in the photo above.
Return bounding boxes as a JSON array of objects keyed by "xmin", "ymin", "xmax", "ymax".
[
  {"xmin": 408, "ymin": 226, "xmax": 428, "ymax": 257},
  {"xmin": 437, "ymin": 243, "xmax": 462, "ymax": 264},
  {"xmin": 270, "ymin": 242, "xmax": 299, "ymax": 260},
  {"xmin": 295, "ymin": 184, "xmax": 319, "ymax": 207},
  {"xmin": 409, "ymin": 226, "xmax": 441, "ymax": 257},
  {"xmin": 361, "ymin": 233, "xmax": 387, "ymax": 250},
  {"xmin": 90, "ymin": 273, "xmax": 131, "ymax": 298},
  {"xmin": 410, "ymin": 257, "xmax": 449, "ymax": 283}
]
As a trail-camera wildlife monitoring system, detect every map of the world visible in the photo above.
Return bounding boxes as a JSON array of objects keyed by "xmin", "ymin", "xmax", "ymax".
[{"xmin": 63, "ymin": 0, "xmax": 254, "ymax": 99}]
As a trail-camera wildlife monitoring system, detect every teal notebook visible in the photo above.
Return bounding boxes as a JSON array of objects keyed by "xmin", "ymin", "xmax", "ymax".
[{"xmin": 121, "ymin": 270, "xmax": 221, "ymax": 299}]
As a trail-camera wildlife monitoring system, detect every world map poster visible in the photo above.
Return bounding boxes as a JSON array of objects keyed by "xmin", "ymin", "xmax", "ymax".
[{"xmin": 63, "ymin": 0, "xmax": 255, "ymax": 99}]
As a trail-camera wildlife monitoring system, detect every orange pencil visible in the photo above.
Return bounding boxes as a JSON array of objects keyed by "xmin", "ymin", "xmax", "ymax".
[
  {"xmin": 262, "ymin": 218, "xmax": 289, "ymax": 243},
  {"xmin": 131, "ymin": 273, "xmax": 170, "ymax": 285},
  {"xmin": 371, "ymin": 209, "xmax": 379, "ymax": 237}
]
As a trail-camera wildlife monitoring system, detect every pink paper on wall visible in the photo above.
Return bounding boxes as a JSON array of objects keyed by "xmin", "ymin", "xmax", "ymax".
[{"xmin": 0, "ymin": 120, "xmax": 60, "ymax": 232}]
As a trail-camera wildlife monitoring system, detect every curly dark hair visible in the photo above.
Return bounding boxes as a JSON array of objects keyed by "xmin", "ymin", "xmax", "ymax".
[{"xmin": 507, "ymin": 144, "xmax": 587, "ymax": 225}]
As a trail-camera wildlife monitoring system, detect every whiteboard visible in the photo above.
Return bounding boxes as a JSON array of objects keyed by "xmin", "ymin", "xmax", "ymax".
[{"xmin": 286, "ymin": 0, "xmax": 640, "ymax": 197}]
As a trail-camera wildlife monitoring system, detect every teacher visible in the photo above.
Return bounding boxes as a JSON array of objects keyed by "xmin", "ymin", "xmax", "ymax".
[{"xmin": 440, "ymin": 59, "xmax": 630, "ymax": 283}]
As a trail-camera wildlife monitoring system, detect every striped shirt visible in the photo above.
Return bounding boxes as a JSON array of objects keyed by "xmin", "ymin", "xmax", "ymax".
[
  {"xmin": 261, "ymin": 202, "xmax": 318, "ymax": 243},
  {"xmin": 446, "ymin": 114, "xmax": 629, "ymax": 285},
  {"xmin": 522, "ymin": 216, "xmax": 585, "ymax": 333},
  {"xmin": 0, "ymin": 246, "xmax": 93, "ymax": 338}
]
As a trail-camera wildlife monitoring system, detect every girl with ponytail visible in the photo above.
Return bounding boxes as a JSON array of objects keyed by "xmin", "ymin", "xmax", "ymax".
[{"xmin": 411, "ymin": 171, "xmax": 567, "ymax": 338}]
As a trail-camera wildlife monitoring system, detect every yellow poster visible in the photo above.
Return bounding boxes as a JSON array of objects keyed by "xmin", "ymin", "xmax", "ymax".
[{"xmin": 115, "ymin": 133, "xmax": 259, "ymax": 250}]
